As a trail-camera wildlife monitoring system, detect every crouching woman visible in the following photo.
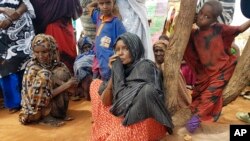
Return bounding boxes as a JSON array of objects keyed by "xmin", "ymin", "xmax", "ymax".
[{"xmin": 19, "ymin": 34, "xmax": 77, "ymax": 126}]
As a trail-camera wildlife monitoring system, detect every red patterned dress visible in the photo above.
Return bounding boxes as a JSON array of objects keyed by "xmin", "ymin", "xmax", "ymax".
[
  {"xmin": 89, "ymin": 79, "xmax": 167, "ymax": 141},
  {"xmin": 184, "ymin": 23, "xmax": 240, "ymax": 121}
]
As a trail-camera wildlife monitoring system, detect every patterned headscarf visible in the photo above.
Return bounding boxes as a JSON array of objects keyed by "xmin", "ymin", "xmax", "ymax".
[
  {"xmin": 31, "ymin": 34, "xmax": 60, "ymax": 69},
  {"xmin": 114, "ymin": 32, "xmax": 145, "ymax": 64}
]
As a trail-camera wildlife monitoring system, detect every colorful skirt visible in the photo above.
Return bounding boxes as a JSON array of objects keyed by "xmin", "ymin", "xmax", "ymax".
[{"xmin": 89, "ymin": 79, "xmax": 167, "ymax": 141}]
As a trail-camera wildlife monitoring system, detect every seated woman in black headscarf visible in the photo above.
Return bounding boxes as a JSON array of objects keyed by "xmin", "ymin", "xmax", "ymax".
[{"xmin": 89, "ymin": 32, "xmax": 173, "ymax": 141}]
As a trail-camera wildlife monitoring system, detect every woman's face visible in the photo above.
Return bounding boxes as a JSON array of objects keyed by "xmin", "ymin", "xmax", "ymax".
[
  {"xmin": 153, "ymin": 44, "xmax": 165, "ymax": 64},
  {"xmin": 114, "ymin": 39, "xmax": 132, "ymax": 65},
  {"xmin": 98, "ymin": 0, "xmax": 114, "ymax": 16},
  {"xmin": 33, "ymin": 41, "xmax": 50, "ymax": 64}
]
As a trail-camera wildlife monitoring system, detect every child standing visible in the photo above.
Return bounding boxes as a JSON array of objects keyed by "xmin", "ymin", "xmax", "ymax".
[
  {"xmin": 184, "ymin": 0, "xmax": 250, "ymax": 133},
  {"xmin": 87, "ymin": 0, "xmax": 126, "ymax": 81}
]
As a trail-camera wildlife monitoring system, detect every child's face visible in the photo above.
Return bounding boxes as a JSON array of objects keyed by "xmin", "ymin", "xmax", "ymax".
[
  {"xmin": 97, "ymin": 0, "xmax": 114, "ymax": 16},
  {"xmin": 81, "ymin": 44, "xmax": 92, "ymax": 53},
  {"xmin": 196, "ymin": 4, "xmax": 216, "ymax": 29},
  {"xmin": 114, "ymin": 39, "xmax": 132, "ymax": 66},
  {"xmin": 33, "ymin": 41, "xmax": 50, "ymax": 64}
]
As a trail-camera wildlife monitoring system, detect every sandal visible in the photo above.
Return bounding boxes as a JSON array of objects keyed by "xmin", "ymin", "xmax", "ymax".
[
  {"xmin": 241, "ymin": 91, "xmax": 250, "ymax": 96},
  {"xmin": 243, "ymin": 94, "xmax": 250, "ymax": 100},
  {"xmin": 236, "ymin": 112, "xmax": 250, "ymax": 123}
]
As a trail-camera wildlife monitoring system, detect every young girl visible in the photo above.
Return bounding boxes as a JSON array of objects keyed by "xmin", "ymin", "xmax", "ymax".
[
  {"xmin": 19, "ymin": 34, "xmax": 78, "ymax": 126},
  {"xmin": 87, "ymin": 0, "xmax": 126, "ymax": 81},
  {"xmin": 184, "ymin": 0, "xmax": 250, "ymax": 133}
]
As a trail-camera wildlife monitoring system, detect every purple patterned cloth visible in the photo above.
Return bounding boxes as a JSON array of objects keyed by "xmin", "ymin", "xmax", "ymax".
[{"xmin": 186, "ymin": 115, "xmax": 201, "ymax": 133}]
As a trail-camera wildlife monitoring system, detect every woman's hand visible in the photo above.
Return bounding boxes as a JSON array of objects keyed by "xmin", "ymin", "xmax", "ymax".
[
  {"xmin": 66, "ymin": 77, "xmax": 78, "ymax": 89},
  {"xmin": 108, "ymin": 54, "xmax": 119, "ymax": 69},
  {"xmin": 0, "ymin": 19, "xmax": 12, "ymax": 29},
  {"xmin": 3, "ymin": 8, "xmax": 16, "ymax": 18},
  {"xmin": 65, "ymin": 77, "xmax": 78, "ymax": 95},
  {"xmin": 0, "ymin": 7, "xmax": 5, "ymax": 13}
]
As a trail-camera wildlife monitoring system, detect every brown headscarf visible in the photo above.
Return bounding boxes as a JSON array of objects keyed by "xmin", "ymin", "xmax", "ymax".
[
  {"xmin": 153, "ymin": 40, "xmax": 169, "ymax": 49},
  {"xmin": 31, "ymin": 34, "xmax": 60, "ymax": 69}
]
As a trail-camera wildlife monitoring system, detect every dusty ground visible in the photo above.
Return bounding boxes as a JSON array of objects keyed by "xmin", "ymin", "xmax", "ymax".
[
  {"xmin": 0, "ymin": 100, "xmax": 92, "ymax": 141},
  {"xmin": 0, "ymin": 96, "xmax": 249, "ymax": 141}
]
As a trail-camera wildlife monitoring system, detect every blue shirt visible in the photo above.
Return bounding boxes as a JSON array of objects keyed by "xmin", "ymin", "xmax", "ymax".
[{"xmin": 91, "ymin": 9, "xmax": 126, "ymax": 81}]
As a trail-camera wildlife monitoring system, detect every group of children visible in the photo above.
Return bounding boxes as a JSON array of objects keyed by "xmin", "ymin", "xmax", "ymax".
[{"xmin": 1, "ymin": 0, "xmax": 250, "ymax": 139}]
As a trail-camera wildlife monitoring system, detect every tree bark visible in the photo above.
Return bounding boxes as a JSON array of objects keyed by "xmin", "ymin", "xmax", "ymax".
[
  {"xmin": 223, "ymin": 37, "xmax": 250, "ymax": 105},
  {"xmin": 163, "ymin": 0, "xmax": 197, "ymax": 115}
]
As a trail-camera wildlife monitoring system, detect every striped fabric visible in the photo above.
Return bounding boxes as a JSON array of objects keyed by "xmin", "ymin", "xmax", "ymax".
[{"xmin": 196, "ymin": 0, "xmax": 235, "ymax": 25}]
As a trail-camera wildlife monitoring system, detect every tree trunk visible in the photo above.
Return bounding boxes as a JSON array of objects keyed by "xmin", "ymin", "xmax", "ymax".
[
  {"xmin": 163, "ymin": 0, "xmax": 197, "ymax": 115},
  {"xmin": 223, "ymin": 37, "xmax": 250, "ymax": 105}
]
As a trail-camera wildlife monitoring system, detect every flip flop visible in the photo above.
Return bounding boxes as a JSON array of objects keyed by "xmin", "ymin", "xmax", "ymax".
[
  {"xmin": 243, "ymin": 94, "xmax": 250, "ymax": 100},
  {"xmin": 236, "ymin": 112, "xmax": 250, "ymax": 123}
]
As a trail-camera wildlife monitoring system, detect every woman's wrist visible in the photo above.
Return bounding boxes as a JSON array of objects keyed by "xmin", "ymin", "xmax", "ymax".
[
  {"xmin": 5, "ymin": 16, "xmax": 13, "ymax": 24},
  {"xmin": 10, "ymin": 11, "xmax": 21, "ymax": 21}
]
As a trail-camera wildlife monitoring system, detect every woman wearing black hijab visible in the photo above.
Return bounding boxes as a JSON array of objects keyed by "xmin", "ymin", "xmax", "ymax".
[{"xmin": 89, "ymin": 32, "xmax": 173, "ymax": 140}]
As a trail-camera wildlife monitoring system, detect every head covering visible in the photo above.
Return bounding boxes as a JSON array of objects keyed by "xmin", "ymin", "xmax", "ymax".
[
  {"xmin": 153, "ymin": 40, "xmax": 169, "ymax": 49},
  {"xmin": 114, "ymin": 32, "xmax": 144, "ymax": 64},
  {"xmin": 77, "ymin": 36, "xmax": 93, "ymax": 54},
  {"xmin": 31, "ymin": 34, "xmax": 59, "ymax": 69}
]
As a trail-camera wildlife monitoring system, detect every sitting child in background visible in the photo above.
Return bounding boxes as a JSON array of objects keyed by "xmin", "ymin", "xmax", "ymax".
[{"xmin": 73, "ymin": 35, "xmax": 95, "ymax": 101}]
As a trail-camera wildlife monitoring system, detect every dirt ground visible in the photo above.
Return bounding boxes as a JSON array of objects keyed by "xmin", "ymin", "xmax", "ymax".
[{"xmin": 0, "ymin": 95, "xmax": 249, "ymax": 141}]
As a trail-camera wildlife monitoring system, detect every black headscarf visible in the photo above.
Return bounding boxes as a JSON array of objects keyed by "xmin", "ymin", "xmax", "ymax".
[{"xmin": 110, "ymin": 32, "xmax": 173, "ymax": 134}]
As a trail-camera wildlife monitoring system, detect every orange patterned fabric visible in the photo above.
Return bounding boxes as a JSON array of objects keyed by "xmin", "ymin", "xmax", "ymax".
[{"xmin": 90, "ymin": 79, "xmax": 167, "ymax": 141}]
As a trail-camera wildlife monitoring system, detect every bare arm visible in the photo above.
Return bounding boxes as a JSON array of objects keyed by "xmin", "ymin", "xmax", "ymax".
[
  {"xmin": 101, "ymin": 79, "xmax": 113, "ymax": 106},
  {"xmin": 5, "ymin": 2, "xmax": 27, "ymax": 21},
  {"xmin": 86, "ymin": 0, "xmax": 98, "ymax": 16},
  {"xmin": 0, "ymin": 2, "xmax": 27, "ymax": 29},
  {"xmin": 52, "ymin": 77, "xmax": 78, "ymax": 97},
  {"xmin": 239, "ymin": 20, "xmax": 250, "ymax": 33}
]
